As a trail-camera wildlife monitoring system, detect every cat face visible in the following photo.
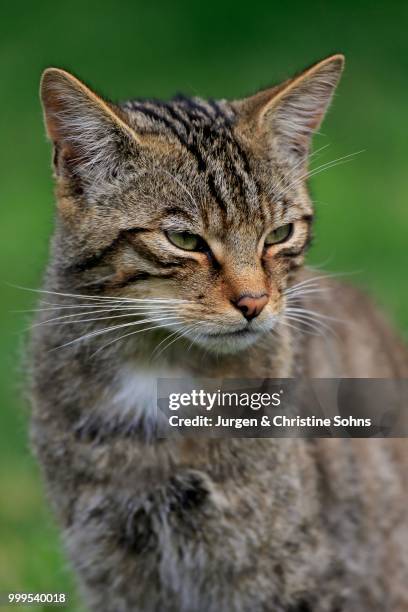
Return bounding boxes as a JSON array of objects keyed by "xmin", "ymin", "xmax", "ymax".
[{"xmin": 41, "ymin": 55, "xmax": 343, "ymax": 354}]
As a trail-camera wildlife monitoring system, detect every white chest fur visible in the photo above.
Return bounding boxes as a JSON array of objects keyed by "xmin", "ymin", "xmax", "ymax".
[{"xmin": 94, "ymin": 363, "xmax": 186, "ymax": 437}]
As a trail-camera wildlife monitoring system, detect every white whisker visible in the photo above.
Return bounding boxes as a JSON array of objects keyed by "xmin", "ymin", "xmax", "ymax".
[
  {"xmin": 285, "ymin": 288, "xmax": 330, "ymax": 299},
  {"xmin": 151, "ymin": 322, "xmax": 202, "ymax": 361},
  {"xmin": 17, "ymin": 302, "xmax": 185, "ymax": 315},
  {"xmin": 149, "ymin": 326, "xmax": 185, "ymax": 361},
  {"xmin": 90, "ymin": 320, "xmax": 184, "ymax": 358},
  {"xmin": 284, "ymin": 272, "xmax": 346, "ymax": 295},
  {"xmin": 284, "ymin": 313, "xmax": 335, "ymax": 338},
  {"xmin": 10, "ymin": 284, "xmax": 187, "ymax": 304},
  {"xmin": 31, "ymin": 306, "xmax": 182, "ymax": 327},
  {"xmin": 279, "ymin": 316, "xmax": 325, "ymax": 337},
  {"xmin": 285, "ymin": 307, "xmax": 343, "ymax": 324},
  {"xmin": 274, "ymin": 143, "xmax": 331, "ymax": 194},
  {"xmin": 281, "ymin": 150, "xmax": 364, "ymax": 195},
  {"xmin": 49, "ymin": 316, "xmax": 181, "ymax": 352},
  {"xmin": 32, "ymin": 310, "xmax": 182, "ymax": 328}
]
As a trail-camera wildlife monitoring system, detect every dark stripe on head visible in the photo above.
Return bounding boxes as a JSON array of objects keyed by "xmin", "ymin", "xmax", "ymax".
[
  {"xmin": 172, "ymin": 96, "xmax": 215, "ymax": 121},
  {"xmin": 130, "ymin": 101, "xmax": 208, "ymax": 173},
  {"xmin": 207, "ymin": 174, "xmax": 227, "ymax": 213},
  {"xmin": 158, "ymin": 101, "xmax": 192, "ymax": 133},
  {"xmin": 129, "ymin": 103, "xmax": 186, "ymax": 140},
  {"xmin": 128, "ymin": 98, "xmax": 255, "ymax": 215},
  {"xmin": 230, "ymin": 134, "xmax": 252, "ymax": 175},
  {"xmin": 187, "ymin": 142, "xmax": 207, "ymax": 172},
  {"xmin": 159, "ymin": 102, "xmax": 211, "ymax": 172}
]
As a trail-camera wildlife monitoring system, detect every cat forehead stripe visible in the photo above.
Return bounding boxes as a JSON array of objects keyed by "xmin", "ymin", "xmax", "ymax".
[{"xmin": 125, "ymin": 97, "xmax": 259, "ymax": 216}]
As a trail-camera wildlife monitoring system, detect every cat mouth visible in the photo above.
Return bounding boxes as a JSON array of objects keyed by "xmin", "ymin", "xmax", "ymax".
[
  {"xmin": 201, "ymin": 325, "xmax": 261, "ymax": 340},
  {"xmin": 207, "ymin": 327, "xmax": 256, "ymax": 338},
  {"xmin": 191, "ymin": 325, "xmax": 262, "ymax": 354},
  {"xmin": 179, "ymin": 320, "xmax": 273, "ymax": 354}
]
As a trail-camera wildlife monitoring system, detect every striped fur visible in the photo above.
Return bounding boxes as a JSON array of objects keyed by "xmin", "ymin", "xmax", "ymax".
[{"xmin": 29, "ymin": 55, "xmax": 408, "ymax": 612}]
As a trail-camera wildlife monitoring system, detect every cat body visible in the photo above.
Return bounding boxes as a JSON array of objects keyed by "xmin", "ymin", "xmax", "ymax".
[{"xmin": 30, "ymin": 55, "xmax": 408, "ymax": 611}]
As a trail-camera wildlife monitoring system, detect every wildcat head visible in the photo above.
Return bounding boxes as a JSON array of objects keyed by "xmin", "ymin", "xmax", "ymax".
[{"xmin": 40, "ymin": 54, "xmax": 343, "ymax": 354}]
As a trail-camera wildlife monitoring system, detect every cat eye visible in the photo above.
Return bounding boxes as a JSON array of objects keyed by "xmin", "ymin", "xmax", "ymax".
[
  {"xmin": 166, "ymin": 230, "xmax": 203, "ymax": 251},
  {"xmin": 264, "ymin": 223, "xmax": 293, "ymax": 246}
]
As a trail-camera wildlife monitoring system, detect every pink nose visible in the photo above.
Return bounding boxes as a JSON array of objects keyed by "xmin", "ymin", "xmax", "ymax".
[{"xmin": 233, "ymin": 294, "xmax": 269, "ymax": 321}]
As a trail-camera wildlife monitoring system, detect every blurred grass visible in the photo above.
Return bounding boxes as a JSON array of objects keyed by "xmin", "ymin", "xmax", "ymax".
[{"xmin": 1, "ymin": 0, "xmax": 408, "ymax": 609}]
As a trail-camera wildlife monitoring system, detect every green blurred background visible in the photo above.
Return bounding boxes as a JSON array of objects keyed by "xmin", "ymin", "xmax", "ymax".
[{"xmin": 0, "ymin": 0, "xmax": 407, "ymax": 609}]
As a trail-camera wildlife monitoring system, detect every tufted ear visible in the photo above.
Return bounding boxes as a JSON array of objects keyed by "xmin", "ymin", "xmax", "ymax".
[
  {"xmin": 40, "ymin": 68, "xmax": 142, "ymax": 187},
  {"xmin": 236, "ymin": 54, "xmax": 344, "ymax": 166}
]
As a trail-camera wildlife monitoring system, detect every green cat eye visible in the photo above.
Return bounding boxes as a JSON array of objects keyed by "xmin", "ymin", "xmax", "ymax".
[
  {"xmin": 264, "ymin": 223, "xmax": 293, "ymax": 246},
  {"xmin": 166, "ymin": 231, "xmax": 201, "ymax": 251}
]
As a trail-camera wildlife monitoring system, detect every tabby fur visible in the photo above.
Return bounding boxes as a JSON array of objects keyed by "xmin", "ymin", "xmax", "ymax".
[{"xmin": 29, "ymin": 55, "xmax": 408, "ymax": 611}]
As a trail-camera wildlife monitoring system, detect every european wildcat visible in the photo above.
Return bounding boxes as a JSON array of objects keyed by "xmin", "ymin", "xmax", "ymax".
[{"xmin": 30, "ymin": 55, "xmax": 408, "ymax": 612}]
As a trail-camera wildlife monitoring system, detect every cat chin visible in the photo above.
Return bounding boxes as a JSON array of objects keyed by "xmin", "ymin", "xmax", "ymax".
[{"xmin": 189, "ymin": 330, "xmax": 262, "ymax": 354}]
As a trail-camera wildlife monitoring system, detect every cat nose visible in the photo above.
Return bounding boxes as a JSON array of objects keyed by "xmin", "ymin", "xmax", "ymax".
[{"xmin": 233, "ymin": 294, "xmax": 269, "ymax": 321}]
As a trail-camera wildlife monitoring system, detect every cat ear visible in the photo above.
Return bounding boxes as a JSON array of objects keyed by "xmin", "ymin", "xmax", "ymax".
[
  {"xmin": 237, "ymin": 54, "xmax": 344, "ymax": 164},
  {"xmin": 40, "ymin": 68, "xmax": 142, "ymax": 185}
]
